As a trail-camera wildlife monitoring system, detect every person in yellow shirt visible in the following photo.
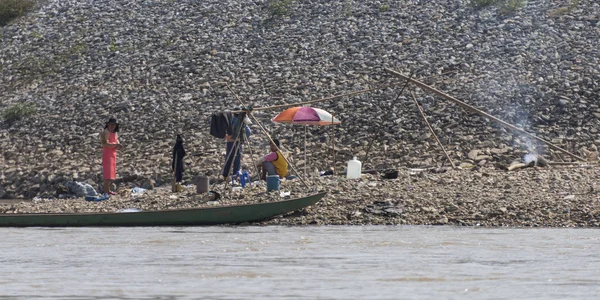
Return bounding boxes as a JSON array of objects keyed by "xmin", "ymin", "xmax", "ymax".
[{"xmin": 257, "ymin": 139, "xmax": 288, "ymax": 180}]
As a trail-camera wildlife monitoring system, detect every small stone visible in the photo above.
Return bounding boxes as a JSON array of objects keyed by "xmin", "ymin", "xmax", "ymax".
[
  {"xmin": 558, "ymin": 99, "xmax": 569, "ymax": 107},
  {"xmin": 446, "ymin": 205, "xmax": 459, "ymax": 212},
  {"xmin": 435, "ymin": 216, "xmax": 448, "ymax": 225}
]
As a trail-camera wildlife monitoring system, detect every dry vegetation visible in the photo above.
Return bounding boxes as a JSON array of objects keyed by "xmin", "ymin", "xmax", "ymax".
[{"xmin": 0, "ymin": 0, "xmax": 37, "ymax": 26}]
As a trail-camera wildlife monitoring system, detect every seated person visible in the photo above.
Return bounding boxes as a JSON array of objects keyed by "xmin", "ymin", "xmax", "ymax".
[{"xmin": 257, "ymin": 139, "xmax": 288, "ymax": 180}]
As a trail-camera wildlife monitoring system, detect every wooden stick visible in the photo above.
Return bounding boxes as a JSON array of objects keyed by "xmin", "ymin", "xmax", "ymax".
[
  {"xmin": 232, "ymin": 83, "xmax": 400, "ymax": 113},
  {"xmin": 507, "ymin": 163, "xmax": 530, "ymax": 171},
  {"xmin": 547, "ymin": 162, "xmax": 588, "ymax": 166},
  {"xmin": 222, "ymin": 137, "xmax": 243, "ymax": 191},
  {"xmin": 363, "ymin": 72, "xmax": 414, "ymax": 167},
  {"xmin": 384, "ymin": 68, "xmax": 586, "ymax": 162},
  {"xmin": 245, "ymin": 137, "xmax": 261, "ymax": 180},
  {"xmin": 332, "ymin": 114, "xmax": 336, "ymax": 175},
  {"xmin": 410, "ymin": 90, "xmax": 456, "ymax": 168},
  {"xmin": 225, "ymin": 83, "xmax": 262, "ymax": 180},
  {"xmin": 220, "ymin": 84, "xmax": 251, "ymax": 190},
  {"xmin": 248, "ymin": 113, "xmax": 310, "ymax": 189},
  {"xmin": 172, "ymin": 152, "xmax": 178, "ymax": 192}
]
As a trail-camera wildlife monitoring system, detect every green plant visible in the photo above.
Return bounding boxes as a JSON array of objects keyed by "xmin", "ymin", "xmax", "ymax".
[
  {"xmin": 70, "ymin": 42, "xmax": 88, "ymax": 55},
  {"xmin": 344, "ymin": 0, "xmax": 352, "ymax": 17},
  {"xmin": 30, "ymin": 30, "xmax": 42, "ymax": 39},
  {"xmin": 548, "ymin": 0, "xmax": 579, "ymax": 17},
  {"xmin": 2, "ymin": 102, "xmax": 36, "ymax": 124},
  {"xmin": 109, "ymin": 35, "xmax": 116, "ymax": 52},
  {"xmin": 500, "ymin": 0, "xmax": 525, "ymax": 13},
  {"xmin": 379, "ymin": 4, "xmax": 390, "ymax": 12},
  {"xmin": 469, "ymin": 0, "xmax": 499, "ymax": 8},
  {"xmin": 0, "ymin": 0, "xmax": 36, "ymax": 26},
  {"xmin": 268, "ymin": 0, "xmax": 294, "ymax": 17},
  {"xmin": 59, "ymin": 41, "xmax": 88, "ymax": 60}
]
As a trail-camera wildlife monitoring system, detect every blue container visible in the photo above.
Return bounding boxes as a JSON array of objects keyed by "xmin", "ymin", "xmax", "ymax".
[
  {"xmin": 240, "ymin": 171, "xmax": 251, "ymax": 188},
  {"xmin": 231, "ymin": 171, "xmax": 238, "ymax": 186},
  {"xmin": 231, "ymin": 170, "xmax": 242, "ymax": 186},
  {"xmin": 266, "ymin": 175, "xmax": 280, "ymax": 192}
]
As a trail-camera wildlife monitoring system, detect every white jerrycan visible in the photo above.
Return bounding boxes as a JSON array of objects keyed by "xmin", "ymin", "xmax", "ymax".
[{"xmin": 346, "ymin": 157, "xmax": 362, "ymax": 179}]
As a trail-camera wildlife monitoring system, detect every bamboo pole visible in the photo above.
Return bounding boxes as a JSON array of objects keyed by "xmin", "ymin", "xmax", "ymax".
[
  {"xmin": 548, "ymin": 162, "xmax": 591, "ymax": 166},
  {"xmin": 384, "ymin": 68, "xmax": 586, "ymax": 162},
  {"xmin": 409, "ymin": 90, "xmax": 456, "ymax": 168},
  {"xmin": 231, "ymin": 83, "xmax": 401, "ymax": 113},
  {"xmin": 363, "ymin": 72, "xmax": 414, "ymax": 167},
  {"xmin": 245, "ymin": 137, "xmax": 261, "ymax": 180},
  {"xmin": 332, "ymin": 114, "xmax": 336, "ymax": 175},
  {"xmin": 221, "ymin": 133, "xmax": 243, "ymax": 191},
  {"xmin": 247, "ymin": 113, "xmax": 310, "ymax": 189},
  {"xmin": 224, "ymin": 83, "xmax": 262, "ymax": 185},
  {"xmin": 172, "ymin": 152, "xmax": 178, "ymax": 192}
]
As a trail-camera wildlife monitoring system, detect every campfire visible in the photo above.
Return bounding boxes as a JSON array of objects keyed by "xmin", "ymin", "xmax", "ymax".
[{"xmin": 508, "ymin": 153, "xmax": 549, "ymax": 171}]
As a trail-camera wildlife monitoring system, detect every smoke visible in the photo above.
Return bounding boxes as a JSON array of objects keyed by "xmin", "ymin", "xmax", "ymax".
[
  {"xmin": 500, "ymin": 101, "xmax": 545, "ymax": 155},
  {"xmin": 471, "ymin": 75, "xmax": 546, "ymax": 154},
  {"xmin": 520, "ymin": 135, "xmax": 544, "ymax": 155},
  {"xmin": 523, "ymin": 153, "xmax": 538, "ymax": 165}
]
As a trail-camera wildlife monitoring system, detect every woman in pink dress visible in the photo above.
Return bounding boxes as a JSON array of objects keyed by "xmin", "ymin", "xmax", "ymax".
[{"xmin": 100, "ymin": 117, "xmax": 121, "ymax": 195}]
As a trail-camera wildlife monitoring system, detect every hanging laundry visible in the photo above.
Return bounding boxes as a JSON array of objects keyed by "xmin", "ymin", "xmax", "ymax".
[
  {"xmin": 172, "ymin": 134, "xmax": 186, "ymax": 183},
  {"xmin": 209, "ymin": 112, "xmax": 233, "ymax": 139}
]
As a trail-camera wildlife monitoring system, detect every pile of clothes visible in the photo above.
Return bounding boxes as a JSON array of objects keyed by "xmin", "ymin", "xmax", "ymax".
[{"xmin": 61, "ymin": 181, "xmax": 109, "ymax": 202}]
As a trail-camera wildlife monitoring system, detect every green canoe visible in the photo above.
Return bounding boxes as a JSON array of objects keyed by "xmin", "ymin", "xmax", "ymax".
[{"xmin": 0, "ymin": 192, "xmax": 326, "ymax": 227}]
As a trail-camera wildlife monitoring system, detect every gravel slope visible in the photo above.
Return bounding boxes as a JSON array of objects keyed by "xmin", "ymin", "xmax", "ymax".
[{"xmin": 1, "ymin": 0, "xmax": 599, "ymax": 198}]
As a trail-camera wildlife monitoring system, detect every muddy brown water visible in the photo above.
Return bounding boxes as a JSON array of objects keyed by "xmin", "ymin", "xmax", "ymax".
[{"xmin": 1, "ymin": 226, "xmax": 599, "ymax": 299}]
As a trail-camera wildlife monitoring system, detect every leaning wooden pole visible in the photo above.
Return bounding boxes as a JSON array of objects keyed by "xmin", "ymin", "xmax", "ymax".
[
  {"xmin": 410, "ymin": 90, "xmax": 456, "ymax": 168},
  {"xmin": 332, "ymin": 114, "xmax": 336, "ymax": 175},
  {"xmin": 225, "ymin": 83, "xmax": 263, "ymax": 182},
  {"xmin": 363, "ymin": 72, "xmax": 414, "ymax": 167},
  {"xmin": 232, "ymin": 83, "xmax": 402, "ymax": 113},
  {"xmin": 247, "ymin": 113, "xmax": 311, "ymax": 189},
  {"xmin": 384, "ymin": 68, "xmax": 586, "ymax": 162}
]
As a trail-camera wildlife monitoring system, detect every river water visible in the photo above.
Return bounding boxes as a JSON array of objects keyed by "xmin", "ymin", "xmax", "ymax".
[{"xmin": 1, "ymin": 226, "xmax": 599, "ymax": 299}]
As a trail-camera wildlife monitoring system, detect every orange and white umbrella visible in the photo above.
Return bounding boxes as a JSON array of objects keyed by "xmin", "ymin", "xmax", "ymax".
[
  {"xmin": 272, "ymin": 107, "xmax": 340, "ymax": 126},
  {"xmin": 272, "ymin": 107, "xmax": 340, "ymax": 176}
]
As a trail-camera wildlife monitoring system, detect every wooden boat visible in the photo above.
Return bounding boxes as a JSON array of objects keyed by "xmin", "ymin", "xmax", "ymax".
[{"xmin": 0, "ymin": 192, "xmax": 326, "ymax": 227}]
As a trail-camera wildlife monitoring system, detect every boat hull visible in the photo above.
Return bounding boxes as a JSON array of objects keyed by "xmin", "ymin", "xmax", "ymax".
[{"xmin": 0, "ymin": 192, "xmax": 326, "ymax": 227}]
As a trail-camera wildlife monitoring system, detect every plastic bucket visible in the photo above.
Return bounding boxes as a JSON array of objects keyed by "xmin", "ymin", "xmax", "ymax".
[
  {"xmin": 196, "ymin": 176, "xmax": 209, "ymax": 194},
  {"xmin": 266, "ymin": 175, "xmax": 280, "ymax": 192}
]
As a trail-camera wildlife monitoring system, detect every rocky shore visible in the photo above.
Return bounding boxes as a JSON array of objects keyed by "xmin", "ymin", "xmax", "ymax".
[
  {"xmin": 1, "ymin": 0, "xmax": 599, "ymax": 226},
  {"xmin": 3, "ymin": 165, "xmax": 600, "ymax": 227}
]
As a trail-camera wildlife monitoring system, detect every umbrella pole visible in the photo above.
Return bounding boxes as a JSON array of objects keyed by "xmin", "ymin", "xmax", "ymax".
[{"xmin": 304, "ymin": 125, "xmax": 307, "ymax": 177}]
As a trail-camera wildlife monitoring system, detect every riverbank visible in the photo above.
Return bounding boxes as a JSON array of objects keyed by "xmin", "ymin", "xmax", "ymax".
[
  {"xmin": 263, "ymin": 165, "xmax": 600, "ymax": 227},
  {"xmin": 1, "ymin": 0, "xmax": 599, "ymax": 199},
  {"xmin": 2, "ymin": 165, "xmax": 599, "ymax": 227}
]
